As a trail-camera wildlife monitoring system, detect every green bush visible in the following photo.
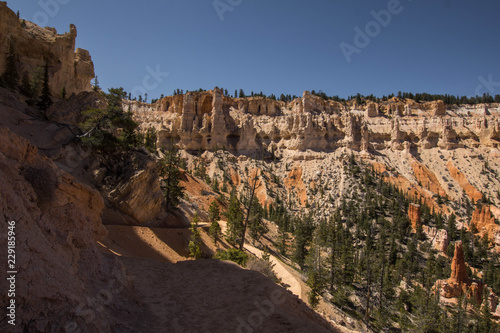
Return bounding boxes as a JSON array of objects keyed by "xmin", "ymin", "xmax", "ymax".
[{"xmin": 214, "ymin": 248, "xmax": 248, "ymax": 266}]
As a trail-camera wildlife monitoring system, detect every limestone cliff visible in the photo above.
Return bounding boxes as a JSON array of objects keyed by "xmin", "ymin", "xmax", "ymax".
[
  {"xmin": 132, "ymin": 89, "xmax": 500, "ymax": 157},
  {"xmin": 0, "ymin": 2, "xmax": 94, "ymax": 97}
]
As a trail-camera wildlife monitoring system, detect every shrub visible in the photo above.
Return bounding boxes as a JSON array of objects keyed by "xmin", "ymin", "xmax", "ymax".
[
  {"xmin": 246, "ymin": 253, "xmax": 279, "ymax": 283},
  {"xmin": 22, "ymin": 164, "xmax": 57, "ymax": 205},
  {"xmin": 214, "ymin": 248, "xmax": 248, "ymax": 266}
]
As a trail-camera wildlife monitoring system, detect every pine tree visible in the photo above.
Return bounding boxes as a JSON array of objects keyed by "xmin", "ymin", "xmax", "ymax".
[
  {"xmin": 92, "ymin": 76, "xmax": 100, "ymax": 91},
  {"xmin": 292, "ymin": 218, "xmax": 308, "ymax": 269},
  {"xmin": 226, "ymin": 188, "xmax": 244, "ymax": 245},
  {"xmin": 1, "ymin": 38, "xmax": 19, "ymax": 90},
  {"xmin": 20, "ymin": 72, "xmax": 32, "ymax": 98},
  {"xmin": 36, "ymin": 62, "xmax": 52, "ymax": 112},
  {"xmin": 78, "ymin": 87, "xmax": 138, "ymax": 150},
  {"xmin": 307, "ymin": 270, "xmax": 324, "ymax": 309},
  {"xmin": 239, "ymin": 172, "xmax": 260, "ymax": 250},
  {"xmin": 277, "ymin": 226, "xmax": 289, "ymax": 255},
  {"xmin": 144, "ymin": 127, "xmax": 157, "ymax": 152},
  {"xmin": 208, "ymin": 201, "xmax": 222, "ymax": 246},
  {"xmin": 447, "ymin": 213, "xmax": 458, "ymax": 240},
  {"xmin": 189, "ymin": 213, "xmax": 202, "ymax": 259},
  {"xmin": 247, "ymin": 197, "xmax": 268, "ymax": 243},
  {"xmin": 158, "ymin": 144, "xmax": 184, "ymax": 210}
]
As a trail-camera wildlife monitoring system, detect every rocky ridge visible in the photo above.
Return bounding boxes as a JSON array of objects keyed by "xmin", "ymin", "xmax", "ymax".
[{"xmin": 131, "ymin": 88, "xmax": 500, "ymax": 156}]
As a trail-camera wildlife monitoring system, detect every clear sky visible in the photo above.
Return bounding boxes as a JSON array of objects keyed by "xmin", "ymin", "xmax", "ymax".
[{"xmin": 10, "ymin": 0, "xmax": 500, "ymax": 100}]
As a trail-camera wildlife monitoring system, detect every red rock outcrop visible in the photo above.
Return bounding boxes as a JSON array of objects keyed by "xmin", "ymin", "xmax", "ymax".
[
  {"xmin": 447, "ymin": 161, "xmax": 484, "ymax": 203},
  {"xmin": 408, "ymin": 203, "xmax": 421, "ymax": 231},
  {"xmin": 412, "ymin": 160, "xmax": 447, "ymax": 197},
  {"xmin": 284, "ymin": 165, "xmax": 308, "ymax": 207},
  {"xmin": 436, "ymin": 241, "xmax": 485, "ymax": 304},
  {"xmin": 471, "ymin": 205, "xmax": 496, "ymax": 231},
  {"xmin": 469, "ymin": 205, "xmax": 500, "ymax": 249},
  {"xmin": 371, "ymin": 162, "xmax": 449, "ymax": 215},
  {"xmin": 450, "ymin": 242, "xmax": 469, "ymax": 283}
]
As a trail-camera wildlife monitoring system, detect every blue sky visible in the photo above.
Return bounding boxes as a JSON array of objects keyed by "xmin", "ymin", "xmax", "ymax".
[{"xmin": 10, "ymin": 0, "xmax": 500, "ymax": 99}]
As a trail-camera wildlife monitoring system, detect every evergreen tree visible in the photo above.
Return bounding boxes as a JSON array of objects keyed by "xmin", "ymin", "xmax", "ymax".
[
  {"xmin": 277, "ymin": 226, "xmax": 289, "ymax": 255},
  {"xmin": 239, "ymin": 172, "xmax": 260, "ymax": 250},
  {"xmin": 1, "ymin": 38, "xmax": 19, "ymax": 89},
  {"xmin": 36, "ymin": 62, "xmax": 52, "ymax": 112},
  {"xmin": 247, "ymin": 197, "xmax": 268, "ymax": 243},
  {"xmin": 20, "ymin": 72, "xmax": 32, "ymax": 98},
  {"xmin": 189, "ymin": 213, "xmax": 202, "ymax": 259},
  {"xmin": 79, "ymin": 87, "xmax": 138, "ymax": 150},
  {"xmin": 158, "ymin": 144, "xmax": 184, "ymax": 210},
  {"xmin": 61, "ymin": 86, "xmax": 66, "ymax": 99},
  {"xmin": 447, "ymin": 213, "xmax": 458, "ymax": 241},
  {"xmin": 307, "ymin": 270, "xmax": 324, "ymax": 309},
  {"xmin": 226, "ymin": 188, "xmax": 244, "ymax": 245},
  {"xmin": 144, "ymin": 127, "xmax": 157, "ymax": 152},
  {"xmin": 208, "ymin": 201, "xmax": 222, "ymax": 246},
  {"xmin": 477, "ymin": 288, "xmax": 494, "ymax": 333},
  {"xmin": 92, "ymin": 76, "xmax": 100, "ymax": 91},
  {"xmin": 292, "ymin": 218, "xmax": 308, "ymax": 269}
]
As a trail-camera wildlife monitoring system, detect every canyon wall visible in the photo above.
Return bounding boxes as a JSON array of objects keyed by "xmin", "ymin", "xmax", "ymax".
[
  {"xmin": 0, "ymin": 2, "xmax": 94, "ymax": 97},
  {"xmin": 132, "ymin": 88, "xmax": 500, "ymax": 155}
]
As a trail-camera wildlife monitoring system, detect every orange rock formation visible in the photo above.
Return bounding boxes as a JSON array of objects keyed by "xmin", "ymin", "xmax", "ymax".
[
  {"xmin": 436, "ymin": 241, "xmax": 484, "ymax": 303},
  {"xmin": 284, "ymin": 165, "xmax": 308, "ymax": 207},
  {"xmin": 469, "ymin": 205, "xmax": 500, "ymax": 249},
  {"xmin": 447, "ymin": 161, "xmax": 484, "ymax": 203},
  {"xmin": 408, "ymin": 203, "xmax": 421, "ymax": 230}
]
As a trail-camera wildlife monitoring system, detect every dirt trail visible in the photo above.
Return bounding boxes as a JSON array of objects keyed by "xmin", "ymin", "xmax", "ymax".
[{"xmin": 244, "ymin": 243, "xmax": 302, "ymax": 297}]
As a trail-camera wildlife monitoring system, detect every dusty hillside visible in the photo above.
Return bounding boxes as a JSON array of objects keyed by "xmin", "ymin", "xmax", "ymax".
[{"xmin": 0, "ymin": 127, "xmax": 144, "ymax": 332}]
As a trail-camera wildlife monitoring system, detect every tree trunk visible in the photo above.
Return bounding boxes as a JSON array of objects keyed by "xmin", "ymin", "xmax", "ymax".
[{"xmin": 239, "ymin": 174, "xmax": 258, "ymax": 250}]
